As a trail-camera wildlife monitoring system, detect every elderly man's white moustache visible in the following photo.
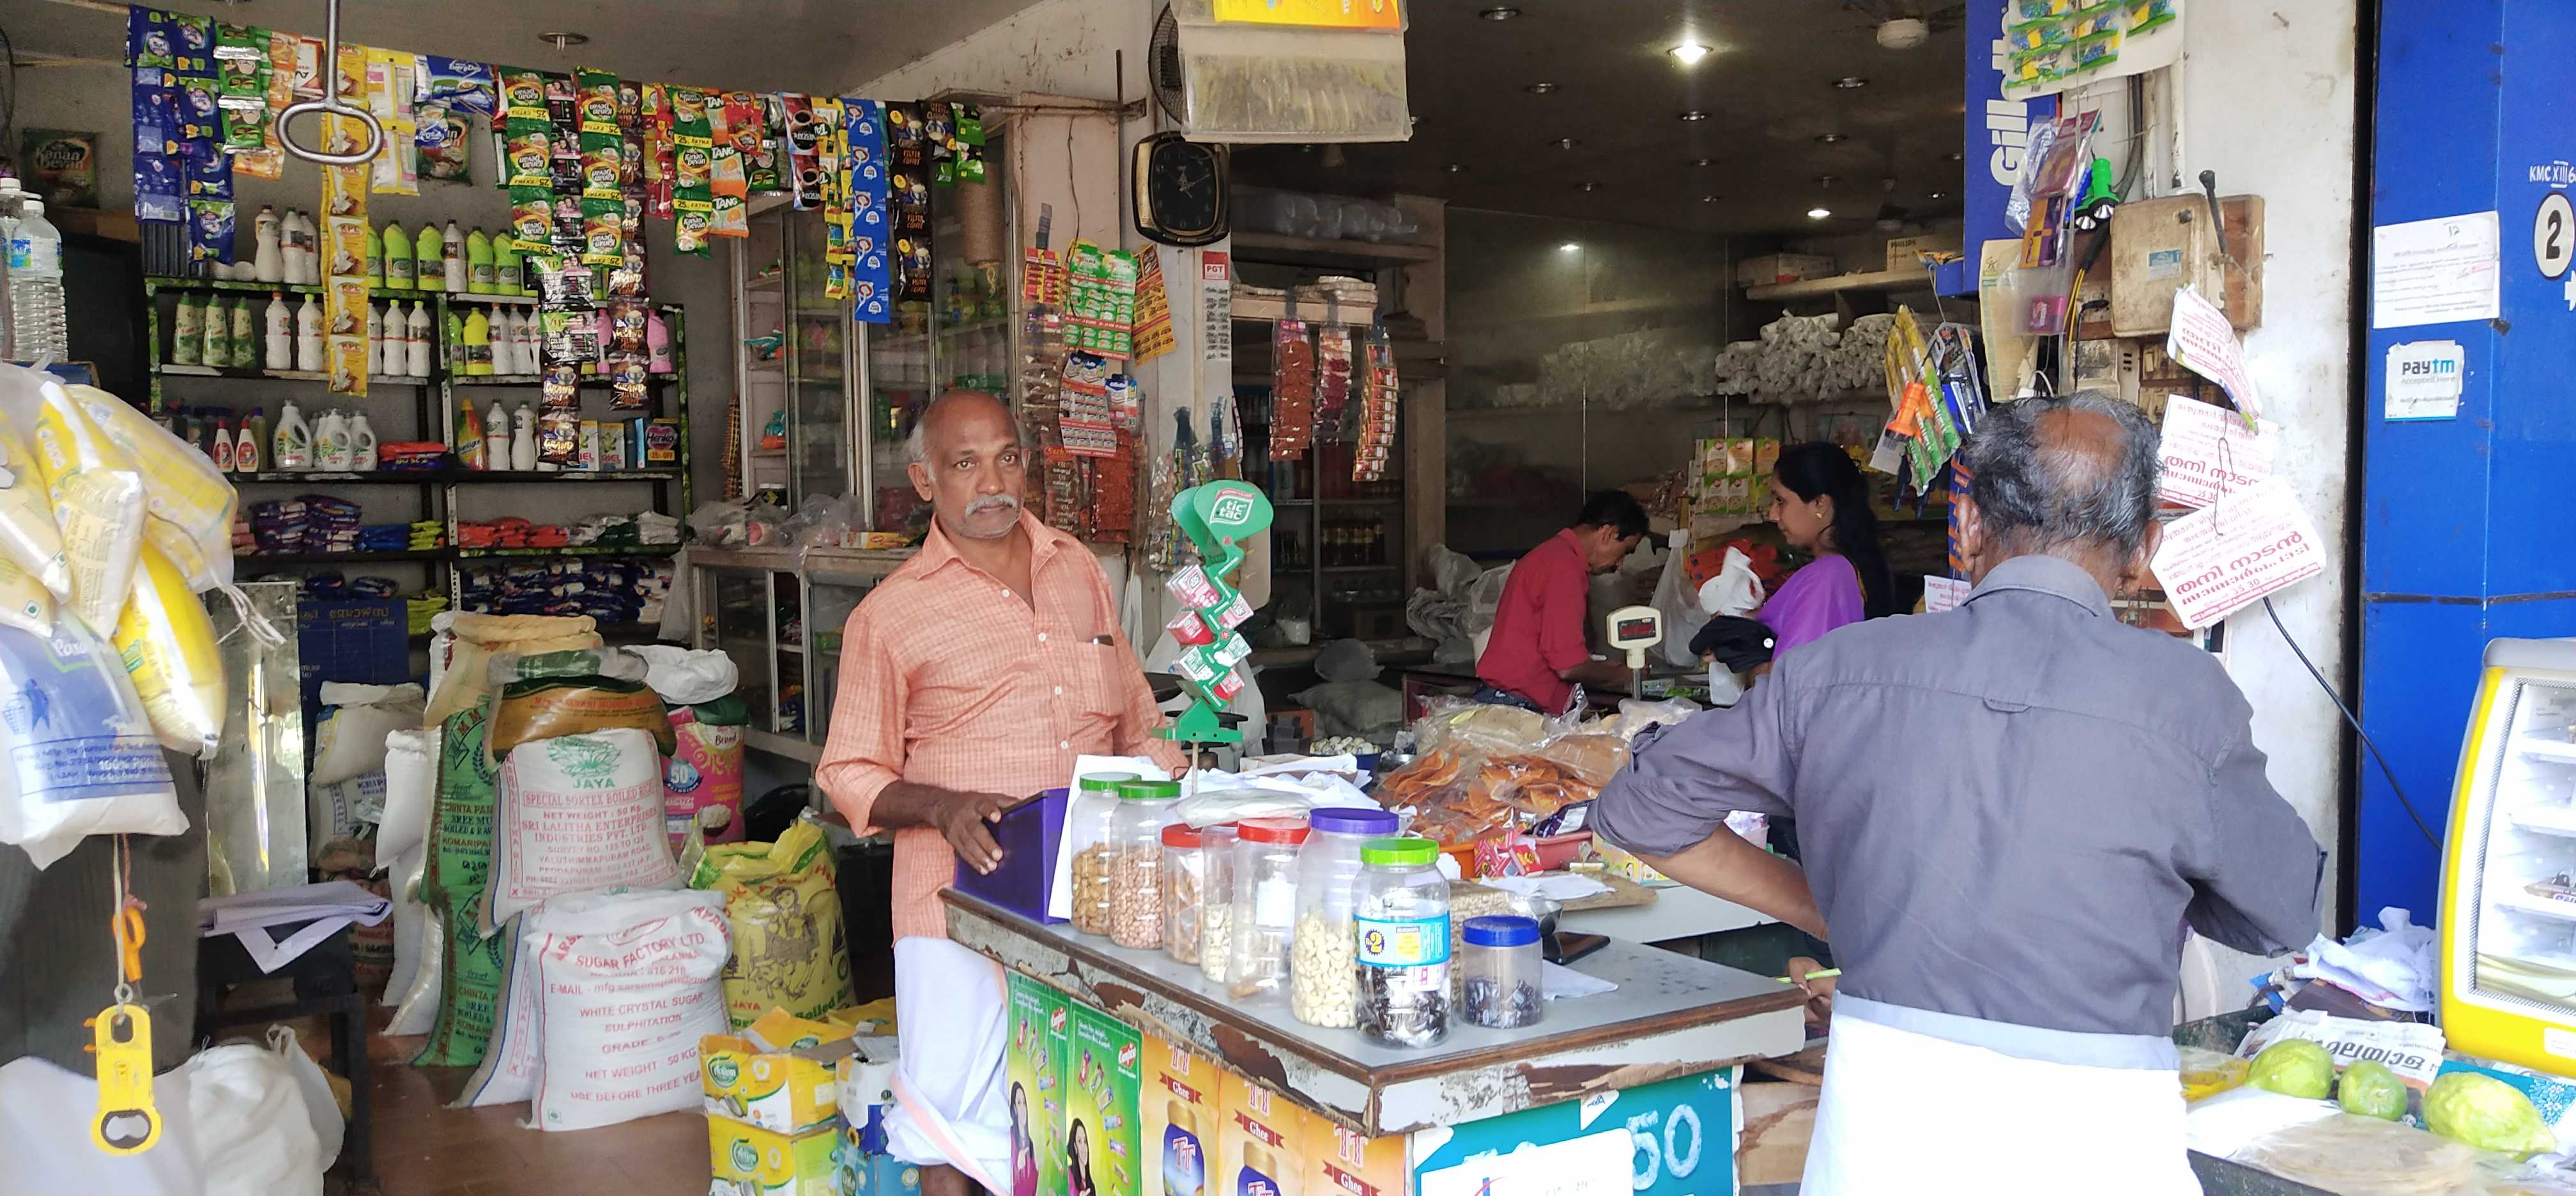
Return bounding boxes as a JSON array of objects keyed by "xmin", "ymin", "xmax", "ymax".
[{"xmin": 967, "ymin": 495, "xmax": 1020, "ymax": 516}]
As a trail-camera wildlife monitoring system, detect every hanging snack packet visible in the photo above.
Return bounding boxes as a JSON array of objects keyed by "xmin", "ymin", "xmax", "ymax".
[
  {"xmin": 575, "ymin": 69, "xmax": 626, "ymax": 268},
  {"xmin": 417, "ymin": 100, "xmax": 471, "ymax": 181},
  {"xmin": 776, "ymin": 93, "xmax": 819, "ymax": 210},
  {"xmin": 0, "ymin": 615, "xmax": 183, "ymax": 870},
  {"xmin": 707, "ymin": 95, "xmax": 750, "ymax": 238},
  {"xmin": 114, "ymin": 544, "xmax": 226, "ymax": 757},
  {"xmin": 214, "ymin": 24, "xmax": 270, "ymax": 153},
  {"xmin": 420, "ymin": 56, "xmax": 497, "ymax": 118},
  {"xmin": 668, "ymin": 87, "xmax": 716, "ymax": 255}
]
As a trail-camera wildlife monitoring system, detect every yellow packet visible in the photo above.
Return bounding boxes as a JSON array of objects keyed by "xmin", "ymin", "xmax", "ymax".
[
  {"xmin": 114, "ymin": 544, "xmax": 226, "ymax": 756},
  {"xmin": 0, "ymin": 417, "xmax": 69, "ymax": 603},
  {"xmin": 28, "ymin": 379, "xmax": 144, "ymax": 635},
  {"xmin": 0, "ymin": 556, "xmax": 50, "ymax": 634},
  {"xmin": 65, "ymin": 385, "xmax": 236, "ymax": 592}
]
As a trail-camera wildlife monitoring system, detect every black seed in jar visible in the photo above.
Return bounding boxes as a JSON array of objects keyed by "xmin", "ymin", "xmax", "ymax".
[{"xmin": 1462, "ymin": 976, "xmax": 1542, "ymax": 1028}]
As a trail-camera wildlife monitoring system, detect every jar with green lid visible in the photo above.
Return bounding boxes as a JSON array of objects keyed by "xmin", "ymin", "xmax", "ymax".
[
  {"xmin": 1354, "ymin": 836, "xmax": 1450, "ymax": 1048},
  {"xmin": 1066, "ymin": 771, "xmax": 1138, "ymax": 935},
  {"xmin": 1107, "ymin": 778, "xmax": 1183, "ymax": 949}
]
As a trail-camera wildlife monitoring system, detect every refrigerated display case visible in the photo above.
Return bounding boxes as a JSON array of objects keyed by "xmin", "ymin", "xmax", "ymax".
[
  {"xmin": 733, "ymin": 199, "xmax": 856, "ymax": 510},
  {"xmin": 2440, "ymin": 638, "xmax": 2576, "ymax": 1075},
  {"xmin": 690, "ymin": 546, "xmax": 910, "ymax": 765}
]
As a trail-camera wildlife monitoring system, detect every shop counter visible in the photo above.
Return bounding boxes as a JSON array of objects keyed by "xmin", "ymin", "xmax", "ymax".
[{"xmin": 941, "ymin": 889, "xmax": 1803, "ymax": 1138}]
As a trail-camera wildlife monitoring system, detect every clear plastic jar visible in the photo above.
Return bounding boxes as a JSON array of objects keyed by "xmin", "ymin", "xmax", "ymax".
[
  {"xmin": 1458, "ymin": 915, "xmax": 1542, "ymax": 1029},
  {"xmin": 1354, "ymin": 836, "xmax": 1450, "ymax": 1047},
  {"xmin": 1229, "ymin": 817, "xmax": 1310, "ymax": 1001},
  {"xmin": 1199, "ymin": 824, "xmax": 1238, "ymax": 984},
  {"xmin": 1067, "ymin": 771, "xmax": 1138, "ymax": 935},
  {"xmin": 1161, "ymin": 822, "xmax": 1208, "ymax": 966},
  {"xmin": 1108, "ymin": 778, "xmax": 1183, "ymax": 949},
  {"xmin": 1290, "ymin": 807, "xmax": 1398, "ymax": 1027}
]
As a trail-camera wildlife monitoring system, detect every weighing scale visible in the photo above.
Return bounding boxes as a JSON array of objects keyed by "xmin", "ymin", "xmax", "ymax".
[{"xmin": 1606, "ymin": 604, "xmax": 1666, "ymax": 698}]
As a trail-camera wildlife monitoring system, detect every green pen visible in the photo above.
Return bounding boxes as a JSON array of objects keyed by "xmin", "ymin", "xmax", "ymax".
[{"xmin": 1774, "ymin": 967, "xmax": 1843, "ymax": 985}]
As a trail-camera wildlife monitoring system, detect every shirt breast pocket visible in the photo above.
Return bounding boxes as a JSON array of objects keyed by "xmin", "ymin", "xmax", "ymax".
[{"xmin": 1073, "ymin": 641, "xmax": 1130, "ymax": 722}]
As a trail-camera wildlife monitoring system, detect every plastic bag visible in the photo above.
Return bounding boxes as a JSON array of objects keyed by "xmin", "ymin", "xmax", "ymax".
[
  {"xmin": 22, "ymin": 374, "xmax": 144, "ymax": 634},
  {"xmin": 0, "ymin": 556, "xmax": 50, "ymax": 635},
  {"xmin": 689, "ymin": 818, "xmax": 854, "ymax": 1025},
  {"xmin": 0, "ymin": 615, "xmax": 183, "ymax": 868},
  {"xmin": 188, "ymin": 1039, "xmax": 323, "ymax": 1196},
  {"xmin": 483, "ymin": 727, "xmax": 681, "ymax": 931},
  {"xmin": 525, "ymin": 889, "xmax": 731, "ymax": 1131},
  {"xmin": 487, "ymin": 673, "xmax": 673, "ymax": 760},
  {"xmin": 0, "ymin": 417, "xmax": 69, "ymax": 606},
  {"xmin": 64, "ymin": 383, "xmax": 236, "ymax": 594},
  {"xmin": 624, "ymin": 643, "xmax": 739, "ymax": 705},
  {"xmin": 1603, "ymin": 697, "xmax": 1697, "ymax": 742},
  {"xmin": 310, "ymin": 682, "xmax": 425, "ymax": 787},
  {"xmin": 111, "ymin": 543, "xmax": 227, "ymax": 756},
  {"xmin": 267, "ymin": 1026, "xmax": 344, "ymax": 1172},
  {"xmin": 1648, "ymin": 532, "xmax": 1712, "ymax": 669}
]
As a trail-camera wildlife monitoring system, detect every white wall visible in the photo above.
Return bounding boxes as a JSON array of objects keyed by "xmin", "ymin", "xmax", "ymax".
[
  {"xmin": 2174, "ymin": 4, "xmax": 2359, "ymax": 942},
  {"xmin": 853, "ymin": 0, "xmax": 1149, "ymax": 102}
]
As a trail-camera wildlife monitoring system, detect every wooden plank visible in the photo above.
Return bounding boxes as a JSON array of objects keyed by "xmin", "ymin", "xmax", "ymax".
[
  {"xmin": 940, "ymin": 890, "xmax": 1802, "ymax": 1137},
  {"xmin": 1744, "ymin": 268, "xmax": 1947, "ymax": 302},
  {"xmin": 1736, "ymin": 1080, "xmax": 1818, "ymax": 1186}
]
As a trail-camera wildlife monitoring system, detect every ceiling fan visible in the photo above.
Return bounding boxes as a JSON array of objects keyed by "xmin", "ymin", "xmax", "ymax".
[{"xmin": 1838, "ymin": 1, "xmax": 1966, "ymax": 49}]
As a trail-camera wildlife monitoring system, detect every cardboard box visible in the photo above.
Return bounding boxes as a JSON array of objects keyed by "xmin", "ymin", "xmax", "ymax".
[
  {"xmin": 708, "ymin": 1116, "xmax": 838, "ymax": 1196},
  {"xmin": 1007, "ymin": 974, "xmax": 1072, "ymax": 1196},
  {"xmin": 1141, "ymin": 1035, "xmax": 1221, "ymax": 1196},
  {"xmin": 1217, "ymin": 1071, "xmax": 1306, "ymax": 1196},
  {"xmin": 700, "ymin": 1009, "xmax": 858, "ymax": 1134},
  {"xmin": 840, "ymin": 1148, "xmax": 926, "ymax": 1196},
  {"xmin": 1303, "ymin": 1116, "xmax": 1407, "ymax": 1196},
  {"xmin": 1735, "ymin": 253, "xmax": 1834, "ymax": 288},
  {"xmin": 1069, "ymin": 1004, "xmax": 1144, "ymax": 1196},
  {"xmin": 1884, "ymin": 233, "xmax": 1964, "ymax": 272}
]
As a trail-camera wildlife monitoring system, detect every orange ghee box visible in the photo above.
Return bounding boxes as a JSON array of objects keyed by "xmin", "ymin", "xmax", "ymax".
[
  {"xmin": 1140, "ymin": 1034, "xmax": 1220, "ymax": 1196},
  {"xmin": 1216, "ymin": 1070, "xmax": 1304, "ymax": 1196}
]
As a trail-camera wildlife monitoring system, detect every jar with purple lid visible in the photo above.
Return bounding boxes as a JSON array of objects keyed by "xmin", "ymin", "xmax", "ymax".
[{"xmin": 1289, "ymin": 806, "xmax": 1400, "ymax": 1027}]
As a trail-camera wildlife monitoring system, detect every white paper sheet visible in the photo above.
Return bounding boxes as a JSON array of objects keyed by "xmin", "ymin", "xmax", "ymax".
[
  {"xmin": 2384, "ymin": 340, "xmax": 2466, "ymax": 420},
  {"xmin": 2373, "ymin": 211, "xmax": 2502, "ymax": 329},
  {"xmin": 1044, "ymin": 755, "xmax": 1173, "ymax": 921},
  {"xmin": 2149, "ymin": 477, "xmax": 2327, "ymax": 629},
  {"xmin": 2156, "ymin": 394, "xmax": 2278, "ymax": 509}
]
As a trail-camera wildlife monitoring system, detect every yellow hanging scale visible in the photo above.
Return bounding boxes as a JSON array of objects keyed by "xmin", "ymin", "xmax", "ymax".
[{"xmin": 88, "ymin": 834, "xmax": 162, "ymax": 1155}]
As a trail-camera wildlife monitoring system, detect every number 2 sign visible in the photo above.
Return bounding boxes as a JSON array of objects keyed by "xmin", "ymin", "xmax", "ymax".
[{"xmin": 2534, "ymin": 192, "xmax": 2573, "ymax": 280}]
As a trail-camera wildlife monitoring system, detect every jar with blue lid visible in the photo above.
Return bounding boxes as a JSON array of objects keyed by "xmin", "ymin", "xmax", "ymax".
[{"xmin": 1459, "ymin": 915, "xmax": 1543, "ymax": 1029}]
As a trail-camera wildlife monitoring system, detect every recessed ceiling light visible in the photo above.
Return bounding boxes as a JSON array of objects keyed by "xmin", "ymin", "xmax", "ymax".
[
  {"xmin": 1445, "ymin": 163, "xmax": 1466, "ymax": 173},
  {"xmin": 1526, "ymin": 82, "xmax": 1558, "ymax": 95},
  {"xmin": 1807, "ymin": 207, "xmax": 1832, "ymax": 220},
  {"xmin": 1559, "ymin": 242, "xmax": 1582, "ymax": 253},
  {"xmin": 1577, "ymin": 181, "xmax": 1600, "ymax": 192},
  {"xmin": 1481, "ymin": 6, "xmax": 1521, "ymax": 19},
  {"xmin": 1815, "ymin": 174, "xmax": 1838, "ymax": 187},
  {"xmin": 1834, "ymin": 76, "xmax": 1869, "ymax": 89},
  {"xmin": 1669, "ymin": 42, "xmax": 1713, "ymax": 65},
  {"xmin": 1815, "ymin": 133, "xmax": 1846, "ymax": 144},
  {"xmin": 1552, "ymin": 137, "xmax": 1579, "ymax": 150},
  {"xmin": 1690, "ymin": 157, "xmax": 1714, "ymax": 167},
  {"xmin": 1926, "ymin": 190, "xmax": 1950, "ymax": 199},
  {"xmin": 1946, "ymin": 151, "xmax": 1965, "ymax": 162},
  {"xmin": 538, "ymin": 31, "xmax": 590, "ymax": 48},
  {"xmin": 1678, "ymin": 110, "xmax": 1709, "ymax": 122},
  {"xmin": 1701, "ymin": 195, "xmax": 1719, "ymax": 203}
]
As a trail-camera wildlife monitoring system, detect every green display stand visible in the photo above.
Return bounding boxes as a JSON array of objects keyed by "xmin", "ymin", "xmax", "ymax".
[{"xmin": 1156, "ymin": 480, "xmax": 1273, "ymax": 747}]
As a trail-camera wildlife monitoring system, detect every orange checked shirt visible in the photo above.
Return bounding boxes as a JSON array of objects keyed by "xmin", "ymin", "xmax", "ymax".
[{"xmin": 816, "ymin": 511, "xmax": 1186, "ymax": 942}]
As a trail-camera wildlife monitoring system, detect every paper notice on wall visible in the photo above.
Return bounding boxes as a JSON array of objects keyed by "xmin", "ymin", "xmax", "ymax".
[
  {"xmin": 1922, "ymin": 576, "xmax": 1971, "ymax": 613},
  {"xmin": 2165, "ymin": 286, "xmax": 2262, "ymax": 421},
  {"xmin": 2373, "ymin": 211, "xmax": 2501, "ymax": 329},
  {"xmin": 1200, "ymin": 249, "xmax": 1233, "ymax": 367},
  {"xmin": 2156, "ymin": 394, "xmax": 2277, "ymax": 509},
  {"xmin": 2384, "ymin": 340, "xmax": 2465, "ymax": 420},
  {"xmin": 2149, "ymin": 477, "xmax": 2326, "ymax": 630}
]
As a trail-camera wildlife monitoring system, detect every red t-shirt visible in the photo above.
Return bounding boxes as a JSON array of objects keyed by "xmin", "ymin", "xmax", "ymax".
[{"xmin": 1476, "ymin": 529, "xmax": 1593, "ymax": 713}]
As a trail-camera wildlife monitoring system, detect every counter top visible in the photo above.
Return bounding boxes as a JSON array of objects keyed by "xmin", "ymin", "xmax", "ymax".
[{"xmin": 940, "ymin": 889, "xmax": 1804, "ymax": 1137}]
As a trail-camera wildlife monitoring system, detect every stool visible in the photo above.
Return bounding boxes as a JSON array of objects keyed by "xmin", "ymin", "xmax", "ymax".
[{"xmin": 195, "ymin": 920, "xmax": 374, "ymax": 1193}]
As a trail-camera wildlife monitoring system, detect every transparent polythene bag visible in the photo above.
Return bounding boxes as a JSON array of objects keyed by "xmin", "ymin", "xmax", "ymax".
[
  {"xmin": 2, "ymin": 369, "xmax": 143, "ymax": 634},
  {"xmin": 0, "ymin": 613, "xmax": 184, "ymax": 868}
]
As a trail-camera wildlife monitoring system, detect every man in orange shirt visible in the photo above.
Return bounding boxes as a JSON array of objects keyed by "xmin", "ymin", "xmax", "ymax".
[{"xmin": 818, "ymin": 388, "xmax": 1184, "ymax": 1196}]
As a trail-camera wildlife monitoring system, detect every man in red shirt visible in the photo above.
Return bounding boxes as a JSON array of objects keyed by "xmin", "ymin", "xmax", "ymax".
[{"xmin": 1475, "ymin": 490, "xmax": 1651, "ymax": 714}]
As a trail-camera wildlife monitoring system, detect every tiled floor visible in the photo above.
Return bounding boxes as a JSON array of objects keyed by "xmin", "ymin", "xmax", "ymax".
[{"xmin": 366, "ymin": 1027, "xmax": 712, "ymax": 1196}]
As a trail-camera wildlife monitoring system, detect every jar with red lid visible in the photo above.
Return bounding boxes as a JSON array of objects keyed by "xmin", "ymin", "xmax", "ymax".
[
  {"xmin": 1227, "ymin": 816, "xmax": 1310, "ymax": 1001},
  {"xmin": 1161, "ymin": 822, "xmax": 1209, "ymax": 967}
]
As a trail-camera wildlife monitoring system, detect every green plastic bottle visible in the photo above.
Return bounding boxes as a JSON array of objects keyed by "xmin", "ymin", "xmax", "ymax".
[
  {"xmin": 362, "ymin": 222, "xmax": 383, "ymax": 287},
  {"xmin": 381, "ymin": 220, "xmax": 414, "ymax": 289},
  {"xmin": 414, "ymin": 222, "xmax": 445, "ymax": 293},
  {"xmin": 466, "ymin": 228, "xmax": 494, "ymax": 294},
  {"xmin": 445, "ymin": 308, "xmax": 467, "ymax": 375}
]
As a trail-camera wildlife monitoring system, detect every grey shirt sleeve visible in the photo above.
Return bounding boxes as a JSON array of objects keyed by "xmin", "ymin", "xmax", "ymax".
[
  {"xmin": 2181, "ymin": 726, "xmax": 2326, "ymax": 956},
  {"xmin": 1592, "ymin": 663, "xmax": 1799, "ymax": 858}
]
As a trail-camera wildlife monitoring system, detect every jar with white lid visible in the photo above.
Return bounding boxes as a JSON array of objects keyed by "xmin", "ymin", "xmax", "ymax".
[
  {"xmin": 1458, "ymin": 915, "xmax": 1542, "ymax": 1029},
  {"xmin": 1108, "ymin": 778, "xmax": 1183, "ymax": 949},
  {"xmin": 1354, "ymin": 836, "xmax": 1450, "ymax": 1048},
  {"xmin": 1289, "ymin": 806, "xmax": 1398, "ymax": 1027},
  {"xmin": 1066, "ymin": 771, "xmax": 1138, "ymax": 936},
  {"xmin": 1197, "ymin": 824, "xmax": 1238, "ymax": 984},
  {"xmin": 1228, "ymin": 817, "xmax": 1310, "ymax": 1001}
]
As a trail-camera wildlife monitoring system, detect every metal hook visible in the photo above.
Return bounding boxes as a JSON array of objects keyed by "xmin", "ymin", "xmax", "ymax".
[{"xmin": 276, "ymin": 0, "xmax": 384, "ymax": 167}]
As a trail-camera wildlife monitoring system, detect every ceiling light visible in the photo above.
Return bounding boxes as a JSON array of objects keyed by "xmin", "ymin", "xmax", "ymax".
[
  {"xmin": 1552, "ymin": 137, "xmax": 1579, "ymax": 150},
  {"xmin": 1678, "ymin": 110, "xmax": 1709, "ymax": 122},
  {"xmin": 1577, "ymin": 181, "xmax": 1600, "ymax": 192},
  {"xmin": 1927, "ymin": 190, "xmax": 1951, "ymax": 199},
  {"xmin": 1701, "ymin": 195, "xmax": 1719, "ymax": 203},
  {"xmin": 1876, "ymin": 17, "xmax": 1930, "ymax": 50},
  {"xmin": 1526, "ymin": 81, "xmax": 1558, "ymax": 95},
  {"xmin": 1690, "ymin": 157, "xmax": 1714, "ymax": 167},
  {"xmin": 1559, "ymin": 242, "xmax": 1582, "ymax": 253},
  {"xmin": 1815, "ymin": 174, "xmax": 1838, "ymax": 187},
  {"xmin": 1480, "ymin": 6, "xmax": 1521, "ymax": 19},
  {"xmin": 1946, "ymin": 151, "xmax": 1965, "ymax": 162},
  {"xmin": 1807, "ymin": 208, "xmax": 1832, "ymax": 220},
  {"xmin": 1815, "ymin": 133, "xmax": 1846, "ymax": 144},
  {"xmin": 1834, "ymin": 75, "xmax": 1869, "ymax": 89},
  {"xmin": 1445, "ymin": 163, "xmax": 1466, "ymax": 173},
  {"xmin": 538, "ymin": 31, "xmax": 590, "ymax": 48},
  {"xmin": 1669, "ymin": 42, "xmax": 1713, "ymax": 65}
]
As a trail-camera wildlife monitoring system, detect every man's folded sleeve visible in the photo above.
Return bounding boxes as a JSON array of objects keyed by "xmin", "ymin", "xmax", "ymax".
[
  {"xmin": 2182, "ymin": 728, "xmax": 2326, "ymax": 955},
  {"xmin": 1593, "ymin": 668, "xmax": 1799, "ymax": 858}
]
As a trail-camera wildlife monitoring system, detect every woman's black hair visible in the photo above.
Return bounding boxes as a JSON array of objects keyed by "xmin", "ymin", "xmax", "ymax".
[{"xmin": 1773, "ymin": 442, "xmax": 1897, "ymax": 619}]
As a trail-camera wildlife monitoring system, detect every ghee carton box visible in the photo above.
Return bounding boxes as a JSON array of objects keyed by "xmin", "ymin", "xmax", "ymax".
[
  {"xmin": 1140, "ymin": 1034, "xmax": 1221, "ymax": 1196},
  {"xmin": 1007, "ymin": 973, "xmax": 1072, "ymax": 1196},
  {"xmin": 1069, "ymin": 1004, "xmax": 1144, "ymax": 1196},
  {"xmin": 1216, "ymin": 1071, "xmax": 1305, "ymax": 1196},
  {"xmin": 1303, "ymin": 1116, "xmax": 1407, "ymax": 1196},
  {"xmin": 707, "ymin": 1115, "xmax": 838, "ymax": 1196},
  {"xmin": 700, "ymin": 1009, "xmax": 855, "ymax": 1135}
]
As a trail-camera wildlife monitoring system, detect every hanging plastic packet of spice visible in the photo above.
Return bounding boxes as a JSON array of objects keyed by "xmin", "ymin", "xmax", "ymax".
[
  {"xmin": 1270, "ymin": 321, "xmax": 1317, "ymax": 462},
  {"xmin": 363, "ymin": 50, "xmax": 421, "ymax": 197},
  {"xmin": 776, "ymin": 94, "xmax": 820, "ymax": 210},
  {"xmin": 320, "ymin": 93, "xmax": 371, "ymax": 397},
  {"xmin": 214, "ymin": 24, "xmax": 268, "ymax": 153},
  {"xmin": 668, "ymin": 86, "xmax": 716, "ymax": 256},
  {"xmin": 1316, "ymin": 325, "xmax": 1355, "ymax": 436},
  {"xmin": 845, "ymin": 100, "xmax": 894, "ymax": 323}
]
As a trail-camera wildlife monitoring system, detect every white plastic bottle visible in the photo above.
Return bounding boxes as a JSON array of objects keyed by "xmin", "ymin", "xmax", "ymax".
[
  {"xmin": 483, "ymin": 401, "xmax": 509, "ymax": 471},
  {"xmin": 238, "ymin": 408, "xmax": 266, "ymax": 473},
  {"xmin": 441, "ymin": 220, "xmax": 467, "ymax": 292},
  {"xmin": 407, "ymin": 301, "xmax": 433, "ymax": 378},
  {"xmin": 252, "ymin": 206, "xmax": 283, "ymax": 283},
  {"xmin": 6, "ymin": 200, "xmax": 67, "ymax": 362},
  {"xmin": 171, "ymin": 292, "xmax": 203, "ymax": 365},
  {"xmin": 351, "ymin": 413, "xmax": 378, "ymax": 471},
  {"xmin": 365, "ymin": 303, "xmax": 383, "ymax": 377},
  {"xmin": 210, "ymin": 419, "xmax": 236, "ymax": 472},
  {"xmin": 489, "ymin": 309, "xmax": 516, "ymax": 374},
  {"xmin": 509, "ymin": 403, "xmax": 537, "ymax": 471},
  {"xmin": 227, "ymin": 293, "xmax": 255, "ymax": 368},
  {"xmin": 293, "ymin": 208, "xmax": 320, "ymax": 284},
  {"xmin": 315, "ymin": 408, "xmax": 350, "ymax": 471},
  {"xmin": 514, "ymin": 309, "xmax": 540, "ymax": 372},
  {"xmin": 263, "ymin": 293, "xmax": 293, "ymax": 370},
  {"xmin": 273, "ymin": 400, "xmax": 311, "ymax": 470},
  {"xmin": 295, "ymin": 294, "xmax": 323, "ymax": 372}
]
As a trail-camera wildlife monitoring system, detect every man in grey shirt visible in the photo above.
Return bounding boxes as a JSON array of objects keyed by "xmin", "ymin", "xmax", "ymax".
[{"xmin": 1594, "ymin": 392, "xmax": 2322, "ymax": 1194}]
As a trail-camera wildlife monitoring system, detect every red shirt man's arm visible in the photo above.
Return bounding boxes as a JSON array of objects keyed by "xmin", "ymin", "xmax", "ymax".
[{"xmin": 815, "ymin": 599, "xmax": 908, "ymax": 832}]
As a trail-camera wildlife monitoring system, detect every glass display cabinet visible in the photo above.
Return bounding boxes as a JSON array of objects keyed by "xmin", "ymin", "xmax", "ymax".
[{"xmin": 691, "ymin": 546, "xmax": 909, "ymax": 763}]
